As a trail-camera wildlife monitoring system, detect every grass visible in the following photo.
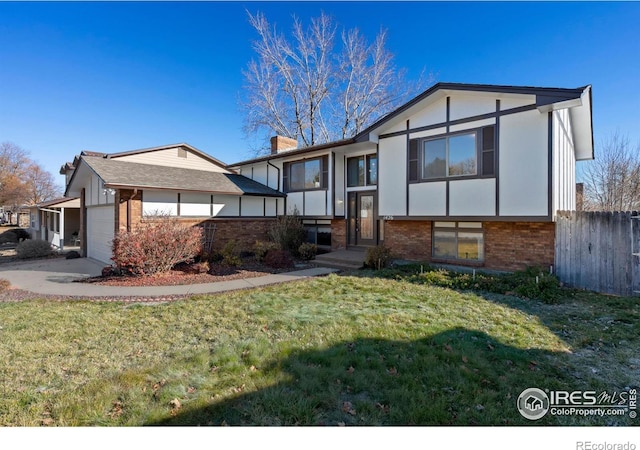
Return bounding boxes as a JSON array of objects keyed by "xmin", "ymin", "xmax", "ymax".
[{"xmin": 0, "ymin": 271, "xmax": 638, "ymax": 426}]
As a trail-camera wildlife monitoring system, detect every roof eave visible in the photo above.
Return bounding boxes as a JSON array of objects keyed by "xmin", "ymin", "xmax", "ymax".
[
  {"xmin": 107, "ymin": 143, "xmax": 228, "ymax": 170},
  {"xmin": 569, "ymin": 85, "xmax": 594, "ymax": 161},
  {"xmin": 104, "ymin": 183, "xmax": 243, "ymax": 196},
  {"xmin": 227, "ymin": 138, "xmax": 356, "ymax": 168},
  {"xmin": 354, "ymin": 82, "xmax": 590, "ymax": 141}
]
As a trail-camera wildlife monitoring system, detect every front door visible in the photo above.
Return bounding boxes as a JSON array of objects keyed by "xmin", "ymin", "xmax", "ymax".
[{"xmin": 348, "ymin": 191, "xmax": 377, "ymax": 246}]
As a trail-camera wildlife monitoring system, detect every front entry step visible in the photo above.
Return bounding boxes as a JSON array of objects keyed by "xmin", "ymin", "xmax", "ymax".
[{"xmin": 314, "ymin": 250, "xmax": 366, "ymax": 271}]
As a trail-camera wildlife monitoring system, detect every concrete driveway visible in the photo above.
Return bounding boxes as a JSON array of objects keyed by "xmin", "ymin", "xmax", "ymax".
[{"xmin": 0, "ymin": 257, "xmax": 337, "ymax": 298}]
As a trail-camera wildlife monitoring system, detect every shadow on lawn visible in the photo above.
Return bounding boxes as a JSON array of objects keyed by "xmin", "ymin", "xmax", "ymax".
[{"xmin": 149, "ymin": 328, "xmax": 566, "ymax": 426}]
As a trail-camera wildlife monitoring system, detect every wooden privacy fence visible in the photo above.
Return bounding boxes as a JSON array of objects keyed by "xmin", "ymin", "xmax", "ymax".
[{"xmin": 555, "ymin": 210, "xmax": 640, "ymax": 296}]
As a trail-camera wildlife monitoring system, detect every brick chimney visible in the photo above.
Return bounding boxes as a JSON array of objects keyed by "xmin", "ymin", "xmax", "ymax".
[{"xmin": 270, "ymin": 136, "xmax": 298, "ymax": 155}]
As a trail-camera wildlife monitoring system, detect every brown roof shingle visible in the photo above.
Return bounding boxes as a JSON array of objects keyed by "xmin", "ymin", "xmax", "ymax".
[{"xmin": 81, "ymin": 156, "xmax": 284, "ymax": 197}]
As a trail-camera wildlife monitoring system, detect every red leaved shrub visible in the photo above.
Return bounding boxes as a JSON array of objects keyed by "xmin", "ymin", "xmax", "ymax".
[
  {"xmin": 264, "ymin": 249, "xmax": 294, "ymax": 269},
  {"xmin": 112, "ymin": 217, "xmax": 203, "ymax": 275}
]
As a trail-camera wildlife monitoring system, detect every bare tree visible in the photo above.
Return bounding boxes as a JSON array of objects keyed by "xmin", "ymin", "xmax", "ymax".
[
  {"xmin": 0, "ymin": 141, "xmax": 30, "ymax": 208},
  {"xmin": 582, "ymin": 132, "xmax": 640, "ymax": 211},
  {"xmin": 0, "ymin": 141, "xmax": 61, "ymax": 208},
  {"xmin": 23, "ymin": 163, "xmax": 61, "ymax": 205},
  {"xmin": 242, "ymin": 11, "xmax": 432, "ymax": 152}
]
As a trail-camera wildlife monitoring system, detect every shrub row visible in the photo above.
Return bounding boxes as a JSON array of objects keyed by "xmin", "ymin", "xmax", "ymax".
[
  {"xmin": 109, "ymin": 210, "xmax": 316, "ymax": 275},
  {"xmin": 375, "ymin": 264, "xmax": 565, "ymax": 304}
]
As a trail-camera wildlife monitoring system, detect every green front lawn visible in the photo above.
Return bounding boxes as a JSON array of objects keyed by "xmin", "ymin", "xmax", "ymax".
[{"xmin": 0, "ymin": 271, "xmax": 637, "ymax": 426}]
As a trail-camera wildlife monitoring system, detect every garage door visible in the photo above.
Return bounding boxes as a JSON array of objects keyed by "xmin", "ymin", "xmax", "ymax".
[{"xmin": 86, "ymin": 205, "xmax": 114, "ymax": 264}]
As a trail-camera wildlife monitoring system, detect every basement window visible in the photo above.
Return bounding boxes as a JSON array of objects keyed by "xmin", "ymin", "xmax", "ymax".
[{"xmin": 432, "ymin": 221, "xmax": 484, "ymax": 262}]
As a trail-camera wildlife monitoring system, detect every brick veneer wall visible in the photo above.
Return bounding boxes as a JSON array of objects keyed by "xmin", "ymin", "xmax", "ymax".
[
  {"xmin": 331, "ymin": 219, "xmax": 347, "ymax": 250},
  {"xmin": 483, "ymin": 222, "xmax": 555, "ymax": 271},
  {"xmin": 384, "ymin": 221, "xmax": 432, "ymax": 261},
  {"xmin": 115, "ymin": 189, "xmax": 143, "ymax": 234},
  {"xmin": 383, "ymin": 220, "xmax": 555, "ymax": 271}
]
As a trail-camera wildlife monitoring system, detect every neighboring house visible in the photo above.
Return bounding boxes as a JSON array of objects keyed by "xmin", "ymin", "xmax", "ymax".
[
  {"xmin": 28, "ymin": 197, "xmax": 81, "ymax": 249},
  {"xmin": 228, "ymin": 82, "xmax": 593, "ymax": 271},
  {"xmin": 63, "ymin": 144, "xmax": 284, "ymax": 264},
  {"xmin": 1, "ymin": 206, "xmax": 31, "ymax": 227}
]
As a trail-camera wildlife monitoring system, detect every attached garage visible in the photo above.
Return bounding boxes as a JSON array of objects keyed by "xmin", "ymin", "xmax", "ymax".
[{"xmin": 86, "ymin": 205, "xmax": 114, "ymax": 264}]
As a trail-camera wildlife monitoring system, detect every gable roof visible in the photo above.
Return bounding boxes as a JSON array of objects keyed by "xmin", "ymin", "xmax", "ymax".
[
  {"xmin": 107, "ymin": 143, "xmax": 228, "ymax": 170},
  {"xmin": 227, "ymin": 138, "xmax": 358, "ymax": 167},
  {"xmin": 228, "ymin": 82, "xmax": 594, "ymax": 166},
  {"xmin": 68, "ymin": 156, "xmax": 284, "ymax": 197},
  {"xmin": 37, "ymin": 197, "xmax": 80, "ymax": 208},
  {"xmin": 355, "ymin": 82, "xmax": 594, "ymax": 160}
]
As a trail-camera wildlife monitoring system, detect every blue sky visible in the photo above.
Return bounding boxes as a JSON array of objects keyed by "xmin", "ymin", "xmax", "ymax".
[{"xmin": 1, "ymin": 1, "xmax": 639, "ymax": 188}]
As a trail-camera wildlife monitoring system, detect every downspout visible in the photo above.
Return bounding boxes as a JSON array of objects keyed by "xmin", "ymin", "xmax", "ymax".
[
  {"xmin": 267, "ymin": 161, "xmax": 283, "ymax": 215},
  {"xmin": 267, "ymin": 161, "xmax": 281, "ymax": 191}
]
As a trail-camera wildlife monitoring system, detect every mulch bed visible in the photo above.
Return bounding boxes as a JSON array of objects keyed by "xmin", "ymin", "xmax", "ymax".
[
  {"xmin": 79, "ymin": 259, "xmax": 315, "ymax": 287},
  {"xmin": 0, "ymin": 256, "xmax": 316, "ymax": 303}
]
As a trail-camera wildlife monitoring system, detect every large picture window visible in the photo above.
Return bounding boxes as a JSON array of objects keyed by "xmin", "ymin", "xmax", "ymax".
[
  {"xmin": 432, "ymin": 222, "xmax": 484, "ymax": 262},
  {"xmin": 409, "ymin": 125, "xmax": 495, "ymax": 183},
  {"xmin": 423, "ymin": 132, "xmax": 476, "ymax": 179},
  {"xmin": 283, "ymin": 156, "xmax": 329, "ymax": 192}
]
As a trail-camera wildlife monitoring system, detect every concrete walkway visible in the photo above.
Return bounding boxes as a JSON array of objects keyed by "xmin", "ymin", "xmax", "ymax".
[{"xmin": 0, "ymin": 258, "xmax": 338, "ymax": 298}]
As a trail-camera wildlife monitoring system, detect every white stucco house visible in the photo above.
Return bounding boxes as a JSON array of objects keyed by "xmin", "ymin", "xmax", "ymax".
[
  {"xmin": 228, "ymin": 82, "xmax": 593, "ymax": 270},
  {"xmin": 61, "ymin": 82, "xmax": 593, "ymax": 270}
]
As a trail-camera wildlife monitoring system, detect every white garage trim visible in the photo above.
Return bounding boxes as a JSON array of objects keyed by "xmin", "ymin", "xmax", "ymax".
[{"xmin": 86, "ymin": 205, "xmax": 114, "ymax": 265}]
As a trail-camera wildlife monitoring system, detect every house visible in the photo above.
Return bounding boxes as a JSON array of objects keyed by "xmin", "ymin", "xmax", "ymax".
[
  {"xmin": 63, "ymin": 144, "xmax": 285, "ymax": 264},
  {"xmin": 1, "ymin": 206, "xmax": 31, "ymax": 227},
  {"xmin": 228, "ymin": 82, "xmax": 593, "ymax": 271},
  {"xmin": 28, "ymin": 197, "xmax": 81, "ymax": 249},
  {"xmin": 62, "ymin": 82, "xmax": 593, "ymax": 271}
]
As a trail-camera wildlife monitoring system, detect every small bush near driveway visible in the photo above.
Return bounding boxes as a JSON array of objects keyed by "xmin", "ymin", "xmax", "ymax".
[
  {"xmin": 15, "ymin": 239, "xmax": 52, "ymax": 259},
  {"xmin": 111, "ymin": 216, "xmax": 203, "ymax": 275}
]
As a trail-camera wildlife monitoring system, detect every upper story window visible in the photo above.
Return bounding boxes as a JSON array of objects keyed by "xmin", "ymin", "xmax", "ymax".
[
  {"xmin": 347, "ymin": 154, "xmax": 377, "ymax": 187},
  {"xmin": 283, "ymin": 155, "xmax": 329, "ymax": 193},
  {"xmin": 409, "ymin": 125, "xmax": 495, "ymax": 183}
]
